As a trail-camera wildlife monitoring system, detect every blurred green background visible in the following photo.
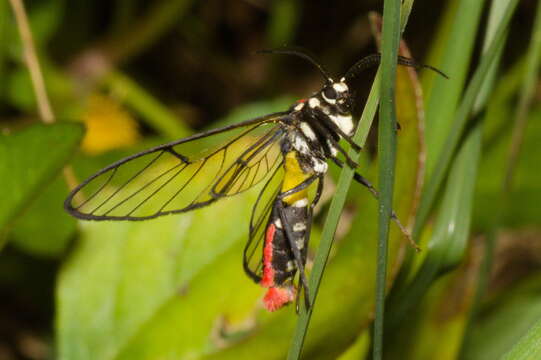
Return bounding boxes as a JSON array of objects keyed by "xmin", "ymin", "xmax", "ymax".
[{"xmin": 1, "ymin": 0, "xmax": 541, "ymax": 359}]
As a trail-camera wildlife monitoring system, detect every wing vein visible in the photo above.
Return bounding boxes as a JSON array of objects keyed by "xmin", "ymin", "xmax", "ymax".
[
  {"xmin": 159, "ymin": 159, "xmax": 208, "ymax": 213},
  {"xmin": 126, "ymin": 163, "xmax": 188, "ymax": 216},
  {"xmin": 76, "ymin": 167, "xmax": 118, "ymax": 210},
  {"xmin": 89, "ymin": 151, "xmax": 165, "ymax": 214},
  {"xmin": 214, "ymin": 128, "xmax": 283, "ymax": 196},
  {"xmin": 100, "ymin": 162, "xmax": 185, "ymax": 216}
]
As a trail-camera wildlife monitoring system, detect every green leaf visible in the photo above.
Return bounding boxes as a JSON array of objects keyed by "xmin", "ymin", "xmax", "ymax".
[
  {"xmin": 10, "ymin": 176, "xmax": 76, "ymax": 257},
  {"xmin": 475, "ymin": 107, "xmax": 541, "ymax": 230},
  {"xmin": 0, "ymin": 122, "xmax": 84, "ymax": 243},
  {"xmin": 422, "ymin": 0, "xmax": 485, "ymax": 175},
  {"xmin": 336, "ymin": 331, "xmax": 370, "ymax": 360},
  {"xmin": 57, "ymin": 192, "xmax": 264, "ymax": 360},
  {"xmin": 462, "ymin": 274, "xmax": 541, "ymax": 360},
  {"xmin": 6, "ymin": 68, "xmax": 36, "ymax": 111},
  {"xmin": 387, "ymin": 121, "xmax": 482, "ymax": 331},
  {"xmin": 502, "ymin": 317, "xmax": 541, "ymax": 360}
]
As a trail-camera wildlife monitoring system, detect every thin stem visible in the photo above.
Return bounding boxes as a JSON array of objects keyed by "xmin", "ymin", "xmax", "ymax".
[
  {"xmin": 9, "ymin": 0, "xmax": 79, "ymax": 190},
  {"xmin": 374, "ymin": 0, "xmax": 401, "ymax": 359},
  {"xmin": 9, "ymin": 0, "xmax": 54, "ymax": 124}
]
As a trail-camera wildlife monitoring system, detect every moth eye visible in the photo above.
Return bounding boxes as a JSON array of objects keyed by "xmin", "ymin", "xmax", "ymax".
[{"xmin": 323, "ymin": 87, "xmax": 337, "ymax": 100}]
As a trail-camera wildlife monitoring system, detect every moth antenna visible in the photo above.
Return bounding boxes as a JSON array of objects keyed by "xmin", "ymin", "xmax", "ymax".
[
  {"xmin": 344, "ymin": 53, "xmax": 449, "ymax": 81},
  {"xmin": 257, "ymin": 46, "xmax": 334, "ymax": 83}
]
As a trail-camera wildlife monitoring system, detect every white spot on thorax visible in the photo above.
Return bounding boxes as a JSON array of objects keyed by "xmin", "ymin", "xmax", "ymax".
[
  {"xmin": 292, "ymin": 134, "xmax": 310, "ymax": 155},
  {"xmin": 327, "ymin": 139, "xmax": 338, "ymax": 156},
  {"xmin": 274, "ymin": 218, "xmax": 282, "ymax": 229},
  {"xmin": 300, "ymin": 122, "xmax": 316, "ymax": 141},
  {"xmin": 294, "ymin": 102, "xmax": 305, "ymax": 111},
  {"xmin": 308, "ymin": 97, "xmax": 320, "ymax": 108},
  {"xmin": 329, "ymin": 114, "xmax": 354, "ymax": 135}
]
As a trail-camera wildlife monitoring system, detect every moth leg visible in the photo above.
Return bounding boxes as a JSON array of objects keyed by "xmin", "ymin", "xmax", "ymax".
[
  {"xmin": 311, "ymin": 173, "xmax": 325, "ymax": 210},
  {"xmin": 330, "ymin": 157, "xmax": 420, "ymax": 251},
  {"xmin": 279, "ymin": 174, "xmax": 319, "ymax": 200},
  {"xmin": 304, "ymin": 116, "xmax": 359, "ymax": 169},
  {"xmin": 295, "ymin": 277, "xmax": 301, "ymax": 314},
  {"xmin": 308, "ymin": 108, "xmax": 362, "ymax": 152},
  {"xmin": 300, "ymin": 175, "xmax": 324, "ymax": 311}
]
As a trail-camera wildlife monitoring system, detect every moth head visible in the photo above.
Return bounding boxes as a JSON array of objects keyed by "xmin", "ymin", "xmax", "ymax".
[{"xmin": 321, "ymin": 80, "xmax": 351, "ymax": 108}]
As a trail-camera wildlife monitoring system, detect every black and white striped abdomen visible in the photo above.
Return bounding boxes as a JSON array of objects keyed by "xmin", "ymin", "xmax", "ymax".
[{"xmin": 261, "ymin": 199, "xmax": 309, "ymax": 288}]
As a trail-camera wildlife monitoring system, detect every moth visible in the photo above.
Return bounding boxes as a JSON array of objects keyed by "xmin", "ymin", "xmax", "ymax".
[{"xmin": 65, "ymin": 48, "xmax": 444, "ymax": 311}]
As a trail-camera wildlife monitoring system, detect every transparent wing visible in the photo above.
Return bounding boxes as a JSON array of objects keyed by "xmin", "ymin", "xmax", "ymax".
[
  {"xmin": 243, "ymin": 164, "xmax": 284, "ymax": 282},
  {"xmin": 65, "ymin": 112, "xmax": 288, "ymax": 220},
  {"xmin": 243, "ymin": 172, "xmax": 321, "ymax": 283}
]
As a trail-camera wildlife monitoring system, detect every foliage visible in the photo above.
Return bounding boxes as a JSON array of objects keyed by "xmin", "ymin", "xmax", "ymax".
[{"xmin": 2, "ymin": 0, "xmax": 541, "ymax": 359}]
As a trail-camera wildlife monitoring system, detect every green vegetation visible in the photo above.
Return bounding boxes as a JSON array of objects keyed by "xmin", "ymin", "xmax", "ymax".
[{"xmin": 2, "ymin": 0, "xmax": 541, "ymax": 359}]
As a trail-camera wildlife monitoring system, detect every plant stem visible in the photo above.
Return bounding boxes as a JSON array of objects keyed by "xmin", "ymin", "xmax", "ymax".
[
  {"xmin": 9, "ymin": 0, "xmax": 79, "ymax": 190},
  {"xmin": 373, "ymin": 0, "xmax": 401, "ymax": 359},
  {"xmin": 9, "ymin": 0, "xmax": 54, "ymax": 124}
]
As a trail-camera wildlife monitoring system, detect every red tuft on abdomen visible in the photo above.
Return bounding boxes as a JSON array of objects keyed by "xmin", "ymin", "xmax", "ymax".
[{"xmin": 260, "ymin": 224, "xmax": 276, "ymax": 288}]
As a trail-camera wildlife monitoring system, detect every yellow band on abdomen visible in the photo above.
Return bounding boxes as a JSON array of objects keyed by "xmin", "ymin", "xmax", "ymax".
[{"xmin": 281, "ymin": 152, "xmax": 312, "ymax": 205}]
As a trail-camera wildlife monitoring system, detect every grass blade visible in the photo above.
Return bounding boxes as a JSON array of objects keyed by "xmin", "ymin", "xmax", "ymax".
[
  {"xmin": 387, "ymin": 0, "xmax": 519, "ymax": 331},
  {"xmin": 373, "ymin": 0, "xmax": 401, "ymax": 359},
  {"xmin": 462, "ymin": 0, "xmax": 541, "ymax": 354},
  {"xmin": 422, "ymin": 0, "xmax": 486, "ymax": 175},
  {"xmin": 411, "ymin": 0, "xmax": 519, "ymax": 243},
  {"xmin": 504, "ymin": 0, "xmax": 541, "ymax": 189},
  {"xmin": 386, "ymin": 0, "xmax": 485, "ymax": 298}
]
